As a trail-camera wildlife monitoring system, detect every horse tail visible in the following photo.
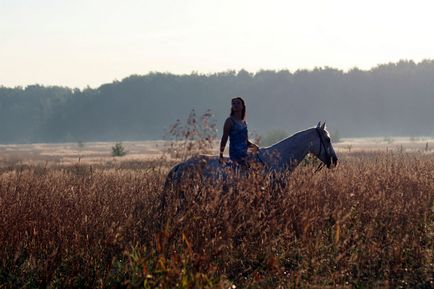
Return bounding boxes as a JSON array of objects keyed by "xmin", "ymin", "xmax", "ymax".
[
  {"xmin": 157, "ymin": 156, "xmax": 203, "ymax": 230},
  {"xmin": 157, "ymin": 163, "xmax": 181, "ymax": 229},
  {"xmin": 163, "ymin": 163, "xmax": 181, "ymax": 192}
]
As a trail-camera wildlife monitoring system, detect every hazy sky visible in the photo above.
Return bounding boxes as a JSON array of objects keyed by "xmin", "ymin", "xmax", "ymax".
[{"xmin": 1, "ymin": 0, "xmax": 434, "ymax": 88}]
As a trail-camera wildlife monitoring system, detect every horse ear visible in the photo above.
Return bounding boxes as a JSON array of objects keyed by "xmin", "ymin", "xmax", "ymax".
[
  {"xmin": 316, "ymin": 121, "xmax": 321, "ymax": 128},
  {"xmin": 321, "ymin": 121, "xmax": 326, "ymax": 130}
]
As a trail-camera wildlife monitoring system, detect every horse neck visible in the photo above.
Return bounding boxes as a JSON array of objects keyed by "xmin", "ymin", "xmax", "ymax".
[{"xmin": 259, "ymin": 129, "xmax": 316, "ymax": 172}]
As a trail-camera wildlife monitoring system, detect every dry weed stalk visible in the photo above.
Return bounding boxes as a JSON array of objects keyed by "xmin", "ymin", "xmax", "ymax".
[
  {"xmin": 164, "ymin": 109, "xmax": 217, "ymax": 160},
  {"xmin": 0, "ymin": 152, "xmax": 432, "ymax": 288}
]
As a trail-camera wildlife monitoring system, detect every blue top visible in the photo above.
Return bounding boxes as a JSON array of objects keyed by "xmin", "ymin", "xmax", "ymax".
[{"xmin": 229, "ymin": 117, "xmax": 248, "ymax": 162}]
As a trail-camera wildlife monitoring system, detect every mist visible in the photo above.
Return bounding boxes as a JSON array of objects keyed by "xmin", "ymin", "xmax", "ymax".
[{"xmin": 0, "ymin": 60, "xmax": 433, "ymax": 144}]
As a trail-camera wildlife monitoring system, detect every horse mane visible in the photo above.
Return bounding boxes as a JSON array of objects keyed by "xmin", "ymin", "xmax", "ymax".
[{"xmin": 265, "ymin": 127, "xmax": 317, "ymax": 149}]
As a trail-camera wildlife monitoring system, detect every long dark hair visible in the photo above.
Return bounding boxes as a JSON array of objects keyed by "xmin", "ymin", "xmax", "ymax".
[{"xmin": 230, "ymin": 97, "xmax": 246, "ymax": 120}]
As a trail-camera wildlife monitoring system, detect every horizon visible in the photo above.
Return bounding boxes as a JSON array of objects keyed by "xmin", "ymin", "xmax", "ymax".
[
  {"xmin": 1, "ymin": 58, "xmax": 431, "ymax": 90},
  {"xmin": 2, "ymin": 0, "xmax": 434, "ymax": 89}
]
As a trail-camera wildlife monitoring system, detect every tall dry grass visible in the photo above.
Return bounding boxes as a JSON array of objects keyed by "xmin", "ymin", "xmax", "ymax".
[{"xmin": 0, "ymin": 152, "xmax": 433, "ymax": 288}]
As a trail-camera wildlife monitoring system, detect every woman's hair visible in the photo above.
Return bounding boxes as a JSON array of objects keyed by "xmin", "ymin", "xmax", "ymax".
[{"xmin": 230, "ymin": 97, "xmax": 246, "ymax": 120}]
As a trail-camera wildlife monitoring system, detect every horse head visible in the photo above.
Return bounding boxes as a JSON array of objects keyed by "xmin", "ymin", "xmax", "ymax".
[{"xmin": 310, "ymin": 121, "xmax": 338, "ymax": 168}]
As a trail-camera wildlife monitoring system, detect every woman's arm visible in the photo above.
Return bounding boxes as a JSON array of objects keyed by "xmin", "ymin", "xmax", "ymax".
[{"xmin": 219, "ymin": 118, "xmax": 232, "ymax": 158}]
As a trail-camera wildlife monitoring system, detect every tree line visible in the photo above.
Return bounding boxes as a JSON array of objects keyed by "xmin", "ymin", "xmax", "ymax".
[{"xmin": 1, "ymin": 59, "xmax": 433, "ymax": 144}]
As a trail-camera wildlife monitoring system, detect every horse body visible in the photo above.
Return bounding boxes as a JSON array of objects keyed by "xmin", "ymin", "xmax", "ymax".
[
  {"xmin": 159, "ymin": 122, "xmax": 338, "ymax": 226},
  {"xmin": 165, "ymin": 122, "xmax": 337, "ymax": 185}
]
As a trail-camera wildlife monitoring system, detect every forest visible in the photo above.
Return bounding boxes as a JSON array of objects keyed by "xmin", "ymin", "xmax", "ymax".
[{"xmin": 1, "ymin": 59, "xmax": 433, "ymax": 144}]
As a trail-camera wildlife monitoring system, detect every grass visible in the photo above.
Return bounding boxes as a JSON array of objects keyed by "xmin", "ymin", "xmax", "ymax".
[{"xmin": 0, "ymin": 151, "xmax": 433, "ymax": 288}]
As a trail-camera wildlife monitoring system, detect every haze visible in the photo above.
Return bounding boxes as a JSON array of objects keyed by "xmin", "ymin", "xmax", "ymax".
[{"xmin": 2, "ymin": 0, "xmax": 434, "ymax": 88}]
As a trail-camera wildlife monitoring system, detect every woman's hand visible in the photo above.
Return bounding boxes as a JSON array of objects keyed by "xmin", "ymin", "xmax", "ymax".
[
  {"xmin": 249, "ymin": 142, "xmax": 259, "ymax": 152},
  {"xmin": 219, "ymin": 152, "xmax": 224, "ymax": 164}
]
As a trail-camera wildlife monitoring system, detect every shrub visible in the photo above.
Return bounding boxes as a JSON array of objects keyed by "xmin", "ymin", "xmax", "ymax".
[{"xmin": 112, "ymin": 142, "xmax": 127, "ymax": 157}]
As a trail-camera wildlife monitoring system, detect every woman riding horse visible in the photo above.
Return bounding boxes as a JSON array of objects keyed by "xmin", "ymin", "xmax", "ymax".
[{"xmin": 219, "ymin": 97, "xmax": 259, "ymax": 166}]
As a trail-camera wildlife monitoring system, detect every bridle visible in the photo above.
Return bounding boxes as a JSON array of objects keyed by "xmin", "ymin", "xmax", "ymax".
[{"xmin": 314, "ymin": 128, "xmax": 331, "ymax": 173}]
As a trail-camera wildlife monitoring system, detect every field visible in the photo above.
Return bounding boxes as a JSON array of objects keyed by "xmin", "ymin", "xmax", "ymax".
[{"xmin": 0, "ymin": 138, "xmax": 433, "ymax": 288}]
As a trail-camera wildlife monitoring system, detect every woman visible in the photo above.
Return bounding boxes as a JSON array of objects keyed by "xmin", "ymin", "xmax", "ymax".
[{"xmin": 219, "ymin": 97, "xmax": 259, "ymax": 165}]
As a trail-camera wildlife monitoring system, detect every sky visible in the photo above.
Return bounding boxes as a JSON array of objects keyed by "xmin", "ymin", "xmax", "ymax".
[{"xmin": 1, "ymin": 0, "xmax": 434, "ymax": 88}]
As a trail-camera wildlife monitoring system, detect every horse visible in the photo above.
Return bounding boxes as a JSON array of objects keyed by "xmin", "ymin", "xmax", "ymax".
[{"xmin": 158, "ymin": 122, "xmax": 338, "ymax": 227}]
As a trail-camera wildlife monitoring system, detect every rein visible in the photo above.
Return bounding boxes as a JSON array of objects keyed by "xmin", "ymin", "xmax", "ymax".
[{"xmin": 314, "ymin": 128, "xmax": 329, "ymax": 173}]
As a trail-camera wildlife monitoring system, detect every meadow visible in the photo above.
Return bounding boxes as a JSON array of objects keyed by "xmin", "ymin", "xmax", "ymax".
[{"xmin": 0, "ymin": 139, "xmax": 433, "ymax": 288}]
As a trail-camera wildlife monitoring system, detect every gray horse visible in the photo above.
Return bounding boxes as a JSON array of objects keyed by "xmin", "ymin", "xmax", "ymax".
[{"xmin": 158, "ymin": 122, "xmax": 338, "ymax": 227}]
